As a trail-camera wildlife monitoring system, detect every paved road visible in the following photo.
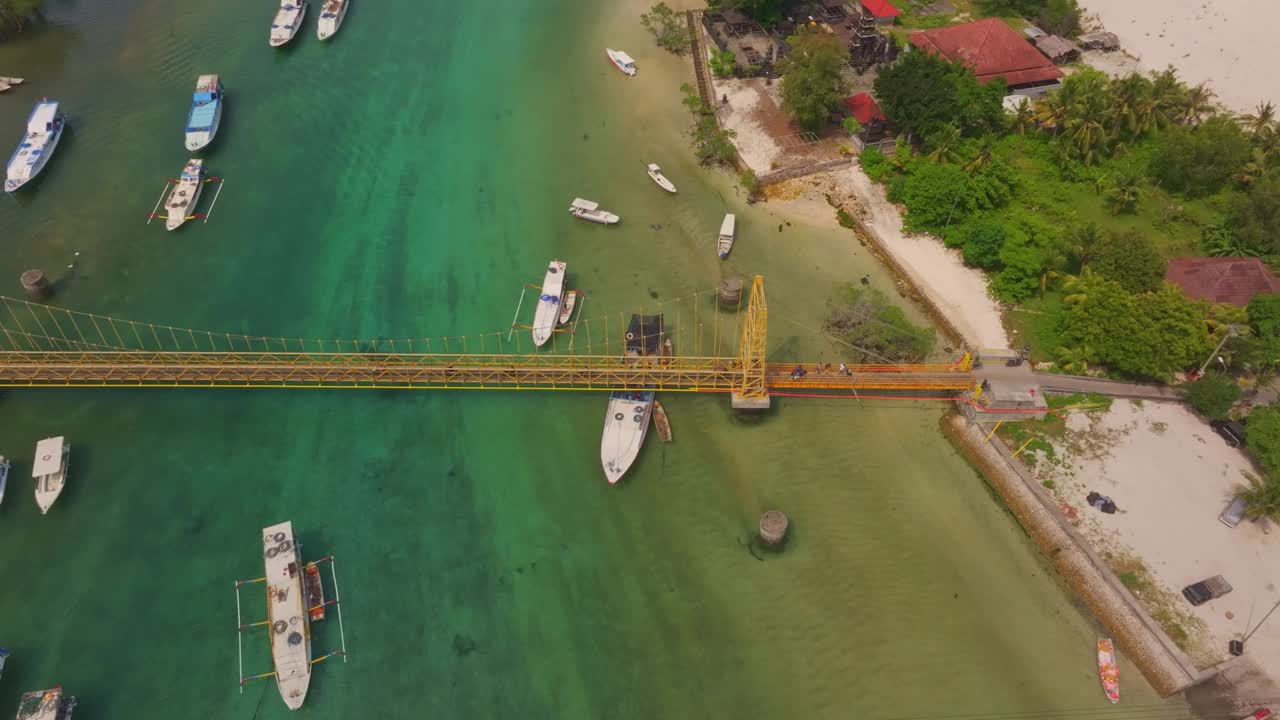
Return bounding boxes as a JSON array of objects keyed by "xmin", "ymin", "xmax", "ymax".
[{"xmin": 975, "ymin": 363, "xmax": 1184, "ymax": 401}]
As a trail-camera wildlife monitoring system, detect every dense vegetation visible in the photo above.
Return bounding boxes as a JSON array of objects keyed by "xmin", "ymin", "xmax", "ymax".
[
  {"xmin": 779, "ymin": 29, "xmax": 849, "ymax": 133},
  {"xmin": 1185, "ymin": 374, "xmax": 1241, "ymax": 421},
  {"xmin": 0, "ymin": 0, "xmax": 43, "ymax": 34},
  {"xmin": 640, "ymin": 3, "xmax": 690, "ymax": 54},
  {"xmin": 976, "ymin": 0, "xmax": 1082, "ymax": 36},
  {"xmin": 824, "ymin": 284, "xmax": 936, "ymax": 363},
  {"xmin": 678, "ymin": 83, "xmax": 738, "ymax": 166},
  {"xmin": 860, "ymin": 44, "xmax": 1280, "ymax": 382},
  {"xmin": 707, "ymin": 0, "xmax": 786, "ymax": 25}
]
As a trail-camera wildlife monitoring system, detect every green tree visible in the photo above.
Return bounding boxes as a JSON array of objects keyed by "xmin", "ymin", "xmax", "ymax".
[
  {"xmin": 992, "ymin": 228, "xmax": 1052, "ymax": 303},
  {"xmin": 1248, "ymin": 294, "xmax": 1280, "ymax": 339},
  {"xmin": 640, "ymin": 3, "xmax": 690, "ymax": 54},
  {"xmin": 711, "ymin": 0, "xmax": 786, "ymax": 24},
  {"xmin": 678, "ymin": 83, "xmax": 738, "ymax": 166},
  {"xmin": 957, "ymin": 220, "xmax": 1008, "ymax": 270},
  {"xmin": 1091, "ymin": 230, "xmax": 1164, "ymax": 293},
  {"xmin": 779, "ymin": 29, "xmax": 849, "ymax": 133},
  {"xmin": 1180, "ymin": 82, "xmax": 1215, "ymax": 126},
  {"xmin": 824, "ymin": 284, "xmax": 936, "ymax": 362},
  {"xmin": 1063, "ymin": 279, "xmax": 1211, "ymax": 380},
  {"xmin": 1239, "ymin": 101, "xmax": 1277, "ymax": 139},
  {"xmin": 842, "ymin": 116, "xmax": 863, "ymax": 137},
  {"xmin": 1226, "ymin": 173, "xmax": 1280, "ymax": 255},
  {"xmin": 709, "ymin": 48, "xmax": 737, "ymax": 78},
  {"xmin": 1232, "ymin": 473, "xmax": 1280, "ymax": 523},
  {"xmin": 1186, "ymin": 374, "xmax": 1241, "ymax": 420},
  {"xmin": 1246, "ymin": 404, "xmax": 1280, "ymax": 475},
  {"xmin": 925, "ymin": 123, "xmax": 964, "ymax": 164},
  {"xmin": 739, "ymin": 168, "xmax": 760, "ymax": 199},
  {"xmin": 1105, "ymin": 173, "xmax": 1142, "ymax": 214},
  {"xmin": 1150, "ymin": 115, "xmax": 1252, "ymax": 196},
  {"xmin": 874, "ymin": 50, "xmax": 1002, "ymax": 139},
  {"xmin": 0, "ymin": 0, "xmax": 43, "ymax": 33},
  {"xmin": 1010, "ymin": 98, "xmax": 1035, "ymax": 135}
]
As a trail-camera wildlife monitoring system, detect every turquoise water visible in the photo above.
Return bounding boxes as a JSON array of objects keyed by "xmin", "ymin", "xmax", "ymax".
[{"xmin": 0, "ymin": 0, "xmax": 1182, "ymax": 717}]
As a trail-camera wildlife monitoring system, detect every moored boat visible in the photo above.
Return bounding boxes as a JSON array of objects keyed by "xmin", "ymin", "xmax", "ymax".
[
  {"xmin": 185, "ymin": 75, "xmax": 224, "ymax": 151},
  {"xmin": 15, "ymin": 687, "xmax": 76, "ymax": 720},
  {"xmin": 558, "ymin": 290, "xmax": 578, "ymax": 326},
  {"xmin": 0, "ymin": 455, "xmax": 9, "ymax": 505},
  {"xmin": 569, "ymin": 198, "xmax": 620, "ymax": 225},
  {"xmin": 532, "ymin": 260, "xmax": 566, "ymax": 347},
  {"xmin": 0, "ymin": 647, "xmax": 8, "ymax": 680},
  {"xmin": 717, "ymin": 213, "xmax": 736, "ymax": 259},
  {"xmin": 164, "ymin": 159, "xmax": 205, "ymax": 231},
  {"xmin": 304, "ymin": 563, "xmax": 326, "ymax": 622},
  {"xmin": 317, "ymin": 0, "xmax": 349, "ymax": 40},
  {"xmin": 263, "ymin": 521, "xmax": 312, "ymax": 710},
  {"xmin": 1098, "ymin": 638, "xmax": 1120, "ymax": 704},
  {"xmin": 5, "ymin": 99, "xmax": 65, "ymax": 193},
  {"xmin": 601, "ymin": 391, "xmax": 654, "ymax": 484},
  {"xmin": 606, "ymin": 48, "xmax": 637, "ymax": 76},
  {"xmin": 646, "ymin": 163, "xmax": 677, "ymax": 193},
  {"xmin": 269, "ymin": 0, "xmax": 308, "ymax": 47},
  {"xmin": 652, "ymin": 400, "xmax": 673, "ymax": 442},
  {"xmin": 32, "ymin": 436, "xmax": 69, "ymax": 515}
]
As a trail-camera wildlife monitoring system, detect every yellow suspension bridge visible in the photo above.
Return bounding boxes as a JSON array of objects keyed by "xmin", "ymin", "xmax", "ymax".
[{"xmin": 0, "ymin": 277, "xmax": 975, "ymax": 407}]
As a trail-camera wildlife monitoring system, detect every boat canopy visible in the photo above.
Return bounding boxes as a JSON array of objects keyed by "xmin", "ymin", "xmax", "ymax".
[
  {"xmin": 180, "ymin": 159, "xmax": 203, "ymax": 178},
  {"xmin": 27, "ymin": 102, "xmax": 59, "ymax": 133},
  {"xmin": 195, "ymin": 74, "xmax": 220, "ymax": 91},
  {"xmin": 719, "ymin": 214, "xmax": 736, "ymax": 238},
  {"xmin": 613, "ymin": 50, "xmax": 636, "ymax": 66},
  {"xmin": 187, "ymin": 97, "xmax": 219, "ymax": 131},
  {"xmin": 571, "ymin": 198, "xmax": 599, "ymax": 211},
  {"xmin": 625, "ymin": 314, "xmax": 664, "ymax": 357},
  {"xmin": 32, "ymin": 437, "xmax": 64, "ymax": 477}
]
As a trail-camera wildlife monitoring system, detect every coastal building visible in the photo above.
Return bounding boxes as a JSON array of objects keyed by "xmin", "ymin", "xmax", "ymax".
[
  {"xmin": 842, "ymin": 92, "xmax": 892, "ymax": 146},
  {"xmin": 1034, "ymin": 35, "xmax": 1081, "ymax": 65},
  {"xmin": 858, "ymin": 0, "xmax": 901, "ymax": 25},
  {"xmin": 907, "ymin": 18, "xmax": 1064, "ymax": 96},
  {"xmin": 1166, "ymin": 257, "xmax": 1280, "ymax": 307}
]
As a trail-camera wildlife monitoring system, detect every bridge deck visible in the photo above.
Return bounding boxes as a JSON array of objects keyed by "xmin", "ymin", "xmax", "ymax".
[{"xmin": 0, "ymin": 352, "xmax": 975, "ymax": 392}]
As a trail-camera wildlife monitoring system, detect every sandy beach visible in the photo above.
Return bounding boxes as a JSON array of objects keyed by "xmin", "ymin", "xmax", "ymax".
[
  {"xmin": 1022, "ymin": 400, "xmax": 1280, "ymax": 695},
  {"xmin": 1077, "ymin": 0, "xmax": 1280, "ymax": 113}
]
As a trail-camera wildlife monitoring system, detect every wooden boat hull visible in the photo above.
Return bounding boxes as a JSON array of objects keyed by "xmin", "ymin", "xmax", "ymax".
[
  {"xmin": 1098, "ymin": 638, "xmax": 1119, "ymax": 703},
  {"xmin": 558, "ymin": 291, "xmax": 577, "ymax": 325},
  {"xmin": 652, "ymin": 400, "xmax": 672, "ymax": 442}
]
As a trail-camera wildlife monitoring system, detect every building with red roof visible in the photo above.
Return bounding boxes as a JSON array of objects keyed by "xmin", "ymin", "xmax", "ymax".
[
  {"xmin": 1166, "ymin": 258, "xmax": 1280, "ymax": 307},
  {"xmin": 859, "ymin": 0, "xmax": 901, "ymax": 24},
  {"xmin": 843, "ymin": 93, "xmax": 887, "ymax": 124},
  {"xmin": 907, "ymin": 18, "xmax": 1063, "ymax": 93}
]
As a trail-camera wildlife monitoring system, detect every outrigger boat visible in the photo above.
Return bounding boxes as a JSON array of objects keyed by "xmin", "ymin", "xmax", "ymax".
[
  {"xmin": 262, "ymin": 521, "xmax": 311, "ymax": 709},
  {"xmin": 32, "ymin": 436, "xmax": 69, "ymax": 515},
  {"xmin": 317, "ymin": 0, "xmax": 349, "ymax": 40},
  {"xmin": 646, "ymin": 163, "xmax": 677, "ymax": 193},
  {"xmin": 1098, "ymin": 638, "xmax": 1120, "ymax": 704},
  {"xmin": 606, "ymin": 48, "xmax": 637, "ymax": 76},
  {"xmin": 185, "ymin": 75, "xmax": 224, "ymax": 151},
  {"xmin": 5, "ymin": 99, "xmax": 65, "ymax": 193},
  {"xmin": 558, "ymin": 290, "xmax": 578, "ymax": 326},
  {"xmin": 569, "ymin": 198, "xmax": 620, "ymax": 225},
  {"xmin": 0, "ymin": 77, "xmax": 24, "ymax": 93},
  {"xmin": 269, "ymin": 0, "xmax": 307, "ymax": 47},
  {"xmin": 0, "ymin": 454, "xmax": 10, "ymax": 505},
  {"xmin": 532, "ymin": 260, "xmax": 566, "ymax": 347},
  {"xmin": 652, "ymin": 400, "xmax": 673, "ymax": 442},
  {"xmin": 164, "ymin": 159, "xmax": 205, "ymax": 231},
  {"xmin": 15, "ymin": 687, "xmax": 76, "ymax": 720},
  {"xmin": 717, "ymin": 213, "xmax": 736, "ymax": 259}
]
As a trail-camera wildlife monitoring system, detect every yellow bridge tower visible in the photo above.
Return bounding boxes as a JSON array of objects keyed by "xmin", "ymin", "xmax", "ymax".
[{"xmin": 733, "ymin": 275, "xmax": 770, "ymax": 409}]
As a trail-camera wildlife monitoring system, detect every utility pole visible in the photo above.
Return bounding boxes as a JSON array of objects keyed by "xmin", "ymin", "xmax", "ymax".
[
  {"xmin": 1231, "ymin": 594, "xmax": 1280, "ymax": 655},
  {"xmin": 1198, "ymin": 325, "xmax": 1241, "ymax": 377}
]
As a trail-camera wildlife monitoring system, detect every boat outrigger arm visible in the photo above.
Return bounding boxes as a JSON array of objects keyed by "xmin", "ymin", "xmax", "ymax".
[
  {"xmin": 146, "ymin": 175, "xmax": 226, "ymax": 226},
  {"xmin": 232, "ymin": 555, "xmax": 349, "ymax": 692}
]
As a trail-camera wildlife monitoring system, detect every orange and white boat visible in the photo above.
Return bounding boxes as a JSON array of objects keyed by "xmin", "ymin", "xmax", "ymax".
[{"xmin": 1098, "ymin": 638, "xmax": 1120, "ymax": 704}]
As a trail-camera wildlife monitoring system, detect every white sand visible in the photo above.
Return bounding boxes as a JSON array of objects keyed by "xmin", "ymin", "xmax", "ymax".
[
  {"xmin": 707, "ymin": 76, "xmax": 781, "ymax": 174},
  {"xmin": 1027, "ymin": 400, "xmax": 1280, "ymax": 688},
  {"xmin": 1077, "ymin": 0, "xmax": 1280, "ymax": 113}
]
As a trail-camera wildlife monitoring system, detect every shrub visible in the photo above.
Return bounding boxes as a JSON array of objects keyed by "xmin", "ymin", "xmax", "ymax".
[
  {"xmin": 824, "ymin": 284, "xmax": 936, "ymax": 362},
  {"xmin": 956, "ymin": 220, "xmax": 1008, "ymax": 270},
  {"xmin": 640, "ymin": 3, "xmax": 690, "ymax": 54},
  {"xmin": 1249, "ymin": 293, "xmax": 1280, "ymax": 339},
  {"xmin": 860, "ymin": 146, "xmax": 892, "ymax": 182},
  {"xmin": 1186, "ymin": 374, "xmax": 1241, "ymax": 421},
  {"xmin": 710, "ymin": 48, "xmax": 736, "ymax": 78},
  {"xmin": 1150, "ymin": 116, "xmax": 1251, "ymax": 197},
  {"xmin": 1091, "ymin": 230, "xmax": 1165, "ymax": 293},
  {"xmin": 1246, "ymin": 404, "xmax": 1280, "ymax": 476}
]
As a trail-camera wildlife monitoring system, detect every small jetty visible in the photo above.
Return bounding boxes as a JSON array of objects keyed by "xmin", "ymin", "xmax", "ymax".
[
  {"xmin": 16, "ymin": 687, "xmax": 76, "ymax": 720},
  {"xmin": 652, "ymin": 400, "xmax": 673, "ymax": 442}
]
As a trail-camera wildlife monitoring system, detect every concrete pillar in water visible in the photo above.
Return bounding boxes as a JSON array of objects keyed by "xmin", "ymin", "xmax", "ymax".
[
  {"xmin": 759, "ymin": 510, "xmax": 789, "ymax": 547},
  {"xmin": 718, "ymin": 276, "xmax": 744, "ymax": 309},
  {"xmin": 21, "ymin": 269, "xmax": 52, "ymax": 300}
]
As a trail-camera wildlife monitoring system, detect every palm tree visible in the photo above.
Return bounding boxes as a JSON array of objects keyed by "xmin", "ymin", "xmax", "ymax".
[
  {"xmin": 1237, "ymin": 148, "xmax": 1270, "ymax": 187},
  {"xmin": 1011, "ymin": 98, "xmax": 1035, "ymax": 135},
  {"xmin": 925, "ymin": 123, "xmax": 963, "ymax": 164},
  {"xmin": 1201, "ymin": 219, "xmax": 1260, "ymax": 258},
  {"xmin": 963, "ymin": 135, "xmax": 997, "ymax": 173},
  {"xmin": 1061, "ymin": 266, "xmax": 1098, "ymax": 305},
  {"xmin": 1054, "ymin": 346, "xmax": 1092, "ymax": 374},
  {"xmin": 1150, "ymin": 66, "xmax": 1186, "ymax": 127},
  {"xmin": 1239, "ymin": 101, "xmax": 1277, "ymax": 138},
  {"xmin": 1181, "ymin": 83, "xmax": 1215, "ymax": 125},
  {"xmin": 1233, "ymin": 474, "xmax": 1280, "ymax": 522},
  {"xmin": 1108, "ymin": 73, "xmax": 1155, "ymax": 138},
  {"xmin": 1033, "ymin": 92, "xmax": 1069, "ymax": 134},
  {"xmin": 1106, "ymin": 173, "xmax": 1141, "ymax": 214},
  {"xmin": 1067, "ymin": 222, "xmax": 1103, "ymax": 269}
]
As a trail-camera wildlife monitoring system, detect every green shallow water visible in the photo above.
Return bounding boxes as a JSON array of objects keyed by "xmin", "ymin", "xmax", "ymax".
[{"xmin": 0, "ymin": 0, "xmax": 1182, "ymax": 717}]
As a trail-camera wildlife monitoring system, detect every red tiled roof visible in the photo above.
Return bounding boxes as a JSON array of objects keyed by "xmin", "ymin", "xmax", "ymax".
[
  {"xmin": 1166, "ymin": 258, "xmax": 1280, "ymax": 306},
  {"xmin": 860, "ymin": 0, "xmax": 901, "ymax": 18},
  {"xmin": 843, "ymin": 93, "xmax": 887, "ymax": 124},
  {"xmin": 907, "ymin": 18, "xmax": 1064, "ymax": 87}
]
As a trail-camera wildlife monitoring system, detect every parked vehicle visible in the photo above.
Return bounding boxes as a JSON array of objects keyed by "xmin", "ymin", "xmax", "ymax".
[
  {"xmin": 1211, "ymin": 419, "xmax": 1246, "ymax": 448},
  {"xmin": 1182, "ymin": 575, "xmax": 1233, "ymax": 606},
  {"xmin": 1219, "ymin": 496, "xmax": 1248, "ymax": 527}
]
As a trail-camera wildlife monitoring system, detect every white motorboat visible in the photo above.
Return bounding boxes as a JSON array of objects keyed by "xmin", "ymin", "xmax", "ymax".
[
  {"xmin": 606, "ymin": 48, "xmax": 637, "ymax": 76},
  {"xmin": 0, "ymin": 455, "xmax": 9, "ymax": 505},
  {"xmin": 263, "ymin": 521, "xmax": 312, "ymax": 710},
  {"xmin": 184, "ymin": 75, "xmax": 224, "ymax": 151},
  {"xmin": 569, "ymin": 197, "xmax": 620, "ymax": 225},
  {"xmin": 269, "ymin": 0, "xmax": 307, "ymax": 47},
  {"xmin": 164, "ymin": 159, "xmax": 205, "ymax": 231},
  {"xmin": 15, "ymin": 687, "xmax": 76, "ymax": 720},
  {"xmin": 601, "ymin": 391, "xmax": 654, "ymax": 484},
  {"xmin": 646, "ymin": 163, "xmax": 677, "ymax": 193},
  {"xmin": 5, "ymin": 99, "xmax": 65, "ymax": 193},
  {"xmin": 32, "ymin": 436, "xmax": 69, "ymax": 515},
  {"xmin": 0, "ymin": 77, "xmax": 23, "ymax": 93},
  {"xmin": 717, "ymin": 213, "xmax": 736, "ymax": 259},
  {"xmin": 317, "ymin": 0, "xmax": 349, "ymax": 40},
  {"xmin": 558, "ymin": 290, "xmax": 578, "ymax": 325},
  {"xmin": 532, "ymin": 260, "xmax": 566, "ymax": 347}
]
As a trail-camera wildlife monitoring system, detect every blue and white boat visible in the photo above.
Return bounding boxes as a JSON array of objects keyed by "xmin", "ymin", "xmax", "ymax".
[
  {"xmin": 317, "ymin": 0, "xmax": 349, "ymax": 41},
  {"xmin": 601, "ymin": 391, "xmax": 654, "ymax": 484},
  {"xmin": 269, "ymin": 0, "xmax": 307, "ymax": 47},
  {"xmin": 0, "ymin": 454, "xmax": 10, "ymax": 505},
  {"xmin": 184, "ymin": 75, "xmax": 224, "ymax": 151},
  {"xmin": 5, "ymin": 100, "xmax": 65, "ymax": 193}
]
